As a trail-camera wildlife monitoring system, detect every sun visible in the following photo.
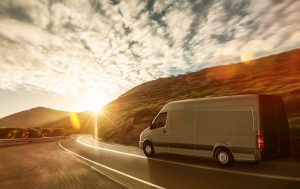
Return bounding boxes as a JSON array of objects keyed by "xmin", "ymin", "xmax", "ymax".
[
  {"xmin": 241, "ymin": 51, "xmax": 254, "ymax": 62},
  {"xmin": 82, "ymin": 93, "xmax": 110, "ymax": 113}
]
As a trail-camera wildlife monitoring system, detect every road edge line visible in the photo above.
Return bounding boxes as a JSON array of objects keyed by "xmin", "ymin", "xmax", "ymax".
[
  {"xmin": 70, "ymin": 152, "xmax": 130, "ymax": 189},
  {"xmin": 78, "ymin": 136, "xmax": 145, "ymax": 158},
  {"xmin": 59, "ymin": 141, "xmax": 166, "ymax": 189}
]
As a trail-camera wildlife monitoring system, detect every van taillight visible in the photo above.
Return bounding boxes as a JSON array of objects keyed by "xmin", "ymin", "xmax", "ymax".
[{"xmin": 256, "ymin": 130, "xmax": 264, "ymax": 150}]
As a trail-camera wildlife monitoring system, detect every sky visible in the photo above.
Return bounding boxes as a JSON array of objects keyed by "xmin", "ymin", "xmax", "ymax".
[{"xmin": 0, "ymin": 0, "xmax": 299, "ymax": 117}]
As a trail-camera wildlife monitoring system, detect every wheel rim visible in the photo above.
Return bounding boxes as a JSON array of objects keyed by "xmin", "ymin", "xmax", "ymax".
[
  {"xmin": 218, "ymin": 151, "xmax": 229, "ymax": 164},
  {"xmin": 145, "ymin": 145, "xmax": 152, "ymax": 155}
]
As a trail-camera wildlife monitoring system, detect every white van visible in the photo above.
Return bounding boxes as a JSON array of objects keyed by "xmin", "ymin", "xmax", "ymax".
[{"xmin": 139, "ymin": 94, "xmax": 290, "ymax": 167}]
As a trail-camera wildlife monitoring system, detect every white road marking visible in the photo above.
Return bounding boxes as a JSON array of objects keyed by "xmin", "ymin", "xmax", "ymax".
[
  {"xmin": 77, "ymin": 136, "xmax": 300, "ymax": 182},
  {"xmin": 77, "ymin": 136, "xmax": 145, "ymax": 158},
  {"xmin": 88, "ymin": 135, "xmax": 138, "ymax": 150},
  {"xmin": 71, "ymin": 152, "xmax": 130, "ymax": 189},
  {"xmin": 59, "ymin": 141, "xmax": 166, "ymax": 189}
]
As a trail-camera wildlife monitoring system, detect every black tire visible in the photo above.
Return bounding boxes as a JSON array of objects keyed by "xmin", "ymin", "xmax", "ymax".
[
  {"xmin": 143, "ymin": 142, "xmax": 155, "ymax": 157},
  {"xmin": 215, "ymin": 148, "xmax": 234, "ymax": 167}
]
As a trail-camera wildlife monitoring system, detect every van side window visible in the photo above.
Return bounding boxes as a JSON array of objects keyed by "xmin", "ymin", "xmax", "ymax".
[{"xmin": 151, "ymin": 112, "xmax": 167, "ymax": 129}]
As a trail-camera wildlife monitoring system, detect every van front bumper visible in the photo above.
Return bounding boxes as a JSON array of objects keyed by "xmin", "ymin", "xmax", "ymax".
[{"xmin": 139, "ymin": 141, "xmax": 143, "ymax": 149}]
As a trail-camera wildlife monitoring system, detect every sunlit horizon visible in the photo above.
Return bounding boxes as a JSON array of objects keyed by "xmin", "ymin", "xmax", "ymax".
[
  {"xmin": 79, "ymin": 93, "xmax": 111, "ymax": 113},
  {"xmin": 0, "ymin": 0, "xmax": 299, "ymax": 118}
]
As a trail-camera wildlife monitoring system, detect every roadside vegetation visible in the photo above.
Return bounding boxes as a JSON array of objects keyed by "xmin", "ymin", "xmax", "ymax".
[{"xmin": 0, "ymin": 127, "xmax": 71, "ymax": 139}]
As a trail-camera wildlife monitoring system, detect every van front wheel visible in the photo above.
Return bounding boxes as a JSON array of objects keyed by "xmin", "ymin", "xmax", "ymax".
[
  {"xmin": 143, "ymin": 142, "xmax": 155, "ymax": 157},
  {"xmin": 215, "ymin": 148, "xmax": 233, "ymax": 167}
]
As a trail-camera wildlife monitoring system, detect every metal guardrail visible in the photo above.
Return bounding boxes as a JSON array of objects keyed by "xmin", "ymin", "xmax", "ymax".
[{"xmin": 0, "ymin": 136, "xmax": 65, "ymax": 147}]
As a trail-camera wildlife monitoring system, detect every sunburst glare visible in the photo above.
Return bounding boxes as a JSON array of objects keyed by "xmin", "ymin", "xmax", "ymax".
[{"xmin": 81, "ymin": 93, "xmax": 110, "ymax": 113}]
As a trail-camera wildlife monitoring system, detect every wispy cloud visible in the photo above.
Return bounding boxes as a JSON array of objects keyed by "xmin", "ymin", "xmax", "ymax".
[{"xmin": 0, "ymin": 0, "xmax": 299, "ymax": 104}]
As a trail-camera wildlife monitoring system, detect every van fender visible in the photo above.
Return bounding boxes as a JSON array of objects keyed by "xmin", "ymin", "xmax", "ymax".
[
  {"xmin": 213, "ymin": 142, "xmax": 233, "ymax": 158},
  {"xmin": 142, "ymin": 138, "xmax": 154, "ymax": 147}
]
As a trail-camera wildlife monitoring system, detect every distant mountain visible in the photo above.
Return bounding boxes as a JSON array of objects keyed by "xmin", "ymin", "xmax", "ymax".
[
  {"xmin": 0, "ymin": 106, "xmax": 96, "ymax": 134},
  {"xmin": 41, "ymin": 111, "xmax": 95, "ymax": 133},
  {"xmin": 0, "ymin": 107, "xmax": 70, "ymax": 128},
  {"xmin": 98, "ymin": 48, "xmax": 300, "ymax": 146}
]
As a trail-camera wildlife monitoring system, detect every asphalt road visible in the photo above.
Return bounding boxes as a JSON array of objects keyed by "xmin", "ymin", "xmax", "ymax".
[
  {"xmin": 0, "ymin": 137, "xmax": 126, "ymax": 189},
  {"xmin": 1, "ymin": 135, "xmax": 300, "ymax": 189}
]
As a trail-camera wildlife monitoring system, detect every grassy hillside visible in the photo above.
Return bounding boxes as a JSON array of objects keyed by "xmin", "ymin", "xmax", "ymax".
[
  {"xmin": 0, "ymin": 107, "xmax": 96, "ymax": 134},
  {"xmin": 0, "ymin": 107, "xmax": 75, "ymax": 139},
  {"xmin": 0, "ymin": 107, "xmax": 69, "ymax": 128},
  {"xmin": 0, "ymin": 107, "xmax": 96, "ymax": 138},
  {"xmin": 98, "ymin": 49, "xmax": 300, "ymax": 149}
]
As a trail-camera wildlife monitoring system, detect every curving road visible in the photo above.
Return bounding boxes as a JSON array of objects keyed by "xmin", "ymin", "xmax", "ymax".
[
  {"xmin": 0, "ymin": 136, "xmax": 125, "ymax": 189},
  {"xmin": 1, "ymin": 135, "xmax": 300, "ymax": 189}
]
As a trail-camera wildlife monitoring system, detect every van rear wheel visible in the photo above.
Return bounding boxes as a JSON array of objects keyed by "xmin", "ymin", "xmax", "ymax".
[
  {"xmin": 143, "ymin": 142, "xmax": 155, "ymax": 157},
  {"xmin": 215, "ymin": 148, "xmax": 234, "ymax": 167}
]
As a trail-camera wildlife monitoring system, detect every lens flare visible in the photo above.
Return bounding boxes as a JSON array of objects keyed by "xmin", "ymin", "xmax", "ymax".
[
  {"xmin": 94, "ymin": 112, "xmax": 98, "ymax": 140},
  {"xmin": 69, "ymin": 112, "xmax": 80, "ymax": 130}
]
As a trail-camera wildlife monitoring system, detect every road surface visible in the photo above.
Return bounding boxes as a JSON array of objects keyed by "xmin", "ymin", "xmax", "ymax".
[
  {"xmin": 0, "ymin": 137, "xmax": 125, "ymax": 189},
  {"xmin": 1, "ymin": 135, "xmax": 300, "ymax": 189}
]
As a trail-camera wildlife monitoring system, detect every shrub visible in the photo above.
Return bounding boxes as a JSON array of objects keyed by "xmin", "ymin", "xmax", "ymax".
[
  {"xmin": 41, "ymin": 128, "xmax": 52, "ymax": 137},
  {"xmin": 52, "ymin": 128, "xmax": 64, "ymax": 136},
  {"xmin": 27, "ymin": 128, "xmax": 42, "ymax": 138}
]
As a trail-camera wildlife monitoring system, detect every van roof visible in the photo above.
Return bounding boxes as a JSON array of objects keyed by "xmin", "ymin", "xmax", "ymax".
[{"xmin": 166, "ymin": 94, "xmax": 277, "ymax": 105}]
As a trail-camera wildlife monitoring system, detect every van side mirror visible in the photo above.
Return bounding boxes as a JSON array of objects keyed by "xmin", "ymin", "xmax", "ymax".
[{"xmin": 149, "ymin": 123, "xmax": 155, "ymax": 130}]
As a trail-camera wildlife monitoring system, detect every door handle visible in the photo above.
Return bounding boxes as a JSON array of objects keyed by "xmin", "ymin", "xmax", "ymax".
[{"xmin": 162, "ymin": 129, "xmax": 166, "ymax": 133}]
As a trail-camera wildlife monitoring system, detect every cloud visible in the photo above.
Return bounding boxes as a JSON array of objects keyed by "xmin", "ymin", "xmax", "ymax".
[
  {"xmin": 0, "ymin": 0, "xmax": 299, "ymax": 105},
  {"xmin": 0, "ymin": 0, "xmax": 33, "ymax": 23}
]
